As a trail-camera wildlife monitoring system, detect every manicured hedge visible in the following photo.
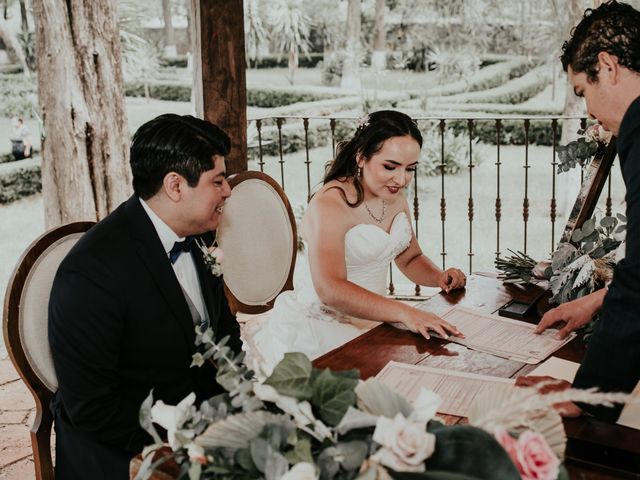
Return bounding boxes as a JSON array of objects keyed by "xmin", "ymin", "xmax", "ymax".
[
  {"xmin": 159, "ymin": 55, "xmax": 188, "ymax": 68},
  {"xmin": 124, "ymin": 80, "xmax": 345, "ymax": 107},
  {"xmin": 434, "ymin": 65, "xmax": 551, "ymax": 105},
  {"xmin": 447, "ymin": 119, "xmax": 562, "ymax": 146},
  {"xmin": 425, "ymin": 58, "xmax": 534, "ymax": 97},
  {"xmin": 124, "ymin": 81, "xmax": 191, "ymax": 102},
  {"xmin": 0, "ymin": 64, "xmax": 24, "ymax": 74},
  {"xmin": 0, "ymin": 159, "xmax": 41, "ymax": 204},
  {"xmin": 248, "ymin": 53, "xmax": 324, "ymax": 69},
  {"xmin": 0, "ymin": 75, "xmax": 37, "ymax": 117}
]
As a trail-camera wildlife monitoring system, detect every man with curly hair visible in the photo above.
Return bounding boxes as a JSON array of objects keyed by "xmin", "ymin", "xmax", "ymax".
[{"xmin": 520, "ymin": 0, "xmax": 640, "ymax": 422}]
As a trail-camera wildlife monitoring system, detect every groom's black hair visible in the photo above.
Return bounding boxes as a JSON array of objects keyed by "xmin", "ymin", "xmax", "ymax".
[{"xmin": 130, "ymin": 114, "xmax": 231, "ymax": 199}]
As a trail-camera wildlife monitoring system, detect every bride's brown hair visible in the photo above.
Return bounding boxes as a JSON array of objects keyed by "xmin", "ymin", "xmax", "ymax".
[{"xmin": 323, "ymin": 110, "xmax": 422, "ymax": 207}]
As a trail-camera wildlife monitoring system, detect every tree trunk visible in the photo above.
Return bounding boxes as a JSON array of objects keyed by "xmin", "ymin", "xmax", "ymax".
[
  {"xmin": 340, "ymin": 0, "xmax": 361, "ymax": 91},
  {"xmin": 162, "ymin": 0, "xmax": 177, "ymax": 57},
  {"xmin": 0, "ymin": 18, "xmax": 29, "ymax": 74},
  {"xmin": 371, "ymin": 0, "xmax": 386, "ymax": 71},
  {"xmin": 287, "ymin": 48, "xmax": 298, "ymax": 85},
  {"xmin": 33, "ymin": 0, "xmax": 132, "ymax": 228},
  {"xmin": 19, "ymin": 0, "xmax": 28, "ymax": 34},
  {"xmin": 557, "ymin": 0, "xmax": 587, "ymax": 220}
]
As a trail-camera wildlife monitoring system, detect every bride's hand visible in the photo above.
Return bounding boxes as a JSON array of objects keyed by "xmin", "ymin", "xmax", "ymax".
[
  {"xmin": 401, "ymin": 310, "xmax": 464, "ymax": 340},
  {"xmin": 438, "ymin": 268, "xmax": 466, "ymax": 293}
]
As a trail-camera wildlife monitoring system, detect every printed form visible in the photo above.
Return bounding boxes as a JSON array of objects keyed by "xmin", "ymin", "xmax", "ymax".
[
  {"xmin": 376, "ymin": 361, "xmax": 514, "ymax": 417},
  {"xmin": 418, "ymin": 305, "xmax": 576, "ymax": 364}
]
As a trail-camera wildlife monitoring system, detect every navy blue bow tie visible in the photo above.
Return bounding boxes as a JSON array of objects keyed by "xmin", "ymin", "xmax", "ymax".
[{"xmin": 169, "ymin": 236, "xmax": 194, "ymax": 264}]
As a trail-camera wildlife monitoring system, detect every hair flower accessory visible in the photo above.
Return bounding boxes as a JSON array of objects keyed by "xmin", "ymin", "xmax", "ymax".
[
  {"xmin": 356, "ymin": 113, "xmax": 370, "ymax": 130},
  {"xmin": 196, "ymin": 238, "xmax": 223, "ymax": 276}
]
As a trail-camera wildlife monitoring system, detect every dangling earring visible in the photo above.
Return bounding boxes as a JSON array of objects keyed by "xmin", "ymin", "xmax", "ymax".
[{"xmin": 357, "ymin": 165, "xmax": 362, "ymax": 178}]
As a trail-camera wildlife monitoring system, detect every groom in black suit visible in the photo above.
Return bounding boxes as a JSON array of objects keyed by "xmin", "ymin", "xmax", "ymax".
[{"xmin": 48, "ymin": 114, "xmax": 242, "ymax": 479}]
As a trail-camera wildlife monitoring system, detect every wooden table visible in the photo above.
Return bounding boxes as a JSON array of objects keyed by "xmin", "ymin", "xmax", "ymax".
[{"xmin": 313, "ymin": 275, "xmax": 640, "ymax": 479}]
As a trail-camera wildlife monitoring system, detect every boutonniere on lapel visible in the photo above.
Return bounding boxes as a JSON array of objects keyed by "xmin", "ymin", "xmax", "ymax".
[{"xmin": 196, "ymin": 238, "xmax": 223, "ymax": 277}]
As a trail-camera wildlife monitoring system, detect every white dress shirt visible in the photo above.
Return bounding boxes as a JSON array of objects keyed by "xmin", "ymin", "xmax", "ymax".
[{"xmin": 139, "ymin": 198, "xmax": 208, "ymax": 322}]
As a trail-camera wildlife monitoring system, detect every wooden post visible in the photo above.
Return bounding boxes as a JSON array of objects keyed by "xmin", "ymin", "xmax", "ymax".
[{"xmin": 191, "ymin": 0, "xmax": 247, "ymax": 174}]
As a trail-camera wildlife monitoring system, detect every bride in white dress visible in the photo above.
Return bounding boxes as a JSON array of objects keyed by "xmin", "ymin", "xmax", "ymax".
[{"xmin": 247, "ymin": 110, "xmax": 467, "ymax": 373}]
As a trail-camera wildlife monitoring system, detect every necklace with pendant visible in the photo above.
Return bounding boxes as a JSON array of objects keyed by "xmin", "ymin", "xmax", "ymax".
[{"xmin": 364, "ymin": 200, "xmax": 387, "ymax": 223}]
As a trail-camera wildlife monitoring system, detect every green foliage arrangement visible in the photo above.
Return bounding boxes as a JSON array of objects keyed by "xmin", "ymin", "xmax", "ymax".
[
  {"xmin": 556, "ymin": 125, "xmax": 612, "ymax": 173},
  {"xmin": 136, "ymin": 327, "xmax": 579, "ymax": 480},
  {"xmin": 548, "ymin": 215, "xmax": 624, "ymax": 305},
  {"xmin": 496, "ymin": 214, "xmax": 626, "ymax": 340}
]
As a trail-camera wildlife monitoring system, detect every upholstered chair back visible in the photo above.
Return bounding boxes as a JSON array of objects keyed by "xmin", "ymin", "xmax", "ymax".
[
  {"xmin": 3, "ymin": 221, "xmax": 94, "ymax": 480},
  {"xmin": 217, "ymin": 171, "xmax": 297, "ymax": 314}
]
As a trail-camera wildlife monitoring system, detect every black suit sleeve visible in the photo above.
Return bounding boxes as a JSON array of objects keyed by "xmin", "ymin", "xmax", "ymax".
[
  {"xmin": 49, "ymin": 256, "xmax": 148, "ymax": 451},
  {"xmin": 573, "ymin": 132, "xmax": 640, "ymax": 422}
]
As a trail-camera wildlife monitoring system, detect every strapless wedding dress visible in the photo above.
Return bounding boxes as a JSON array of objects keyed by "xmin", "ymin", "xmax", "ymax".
[{"xmin": 244, "ymin": 212, "xmax": 412, "ymax": 374}]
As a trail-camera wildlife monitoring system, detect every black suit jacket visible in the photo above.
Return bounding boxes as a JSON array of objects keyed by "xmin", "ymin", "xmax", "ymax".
[
  {"xmin": 573, "ymin": 96, "xmax": 640, "ymax": 421},
  {"xmin": 48, "ymin": 195, "xmax": 241, "ymax": 479}
]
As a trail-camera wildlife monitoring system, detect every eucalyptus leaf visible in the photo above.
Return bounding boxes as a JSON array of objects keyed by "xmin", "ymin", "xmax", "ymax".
[
  {"xmin": 617, "ymin": 213, "xmax": 627, "ymax": 222},
  {"xmin": 249, "ymin": 437, "xmax": 269, "ymax": 472},
  {"xmin": 284, "ymin": 437, "xmax": 313, "ymax": 464},
  {"xmin": 571, "ymin": 229, "xmax": 584, "ymax": 242},
  {"xmin": 582, "ymin": 218, "xmax": 596, "ymax": 235},
  {"xmin": 317, "ymin": 446, "xmax": 340, "ymax": 480},
  {"xmin": 591, "ymin": 246, "xmax": 606, "ymax": 259},
  {"xmin": 312, "ymin": 368, "xmax": 358, "ymax": 426},
  {"xmin": 235, "ymin": 448, "xmax": 259, "ymax": 474},
  {"xmin": 187, "ymin": 461, "xmax": 201, "ymax": 480},
  {"xmin": 336, "ymin": 441, "xmax": 368, "ymax": 470},
  {"xmin": 355, "ymin": 378, "xmax": 413, "ymax": 418},
  {"xmin": 264, "ymin": 352, "xmax": 313, "ymax": 400},
  {"xmin": 600, "ymin": 216, "xmax": 616, "ymax": 228},
  {"xmin": 139, "ymin": 390, "xmax": 163, "ymax": 445}
]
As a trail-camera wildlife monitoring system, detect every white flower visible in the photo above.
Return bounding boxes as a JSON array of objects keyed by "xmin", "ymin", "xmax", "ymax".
[
  {"xmin": 187, "ymin": 442, "xmax": 206, "ymax": 464},
  {"xmin": 356, "ymin": 114, "xmax": 370, "ymax": 130},
  {"xmin": 409, "ymin": 388, "xmax": 441, "ymax": 423},
  {"xmin": 253, "ymin": 383, "xmax": 333, "ymax": 441},
  {"xmin": 281, "ymin": 462, "xmax": 318, "ymax": 480},
  {"xmin": 150, "ymin": 392, "xmax": 196, "ymax": 450},
  {"xmin": 584, "ymin": 124, "xmax": 612, "ymax": 145},
  {"xmin": 196, "ymin": 239, "xmax": 223, "ymax": 276},
  {"xmin": 371, "ymin": 413, "xmax": 435, "ymax": 472}
]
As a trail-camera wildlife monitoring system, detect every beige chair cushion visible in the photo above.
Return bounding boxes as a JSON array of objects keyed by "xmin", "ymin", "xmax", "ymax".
[
  {"xmin": 218, "ymin": 178, "xmax": 294, "ymax": 306},
  {"xmin": 19, "ymin": 233, "xmax": 84, "ymax": 392}
]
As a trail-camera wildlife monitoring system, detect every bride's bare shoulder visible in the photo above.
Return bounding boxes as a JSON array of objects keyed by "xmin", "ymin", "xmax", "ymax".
[{"xmin": 302, "ymin": 180, "xmax": 358, "ymax": 234}]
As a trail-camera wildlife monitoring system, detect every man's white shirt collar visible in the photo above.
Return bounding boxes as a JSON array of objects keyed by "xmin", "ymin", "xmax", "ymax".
[{"xmin": 139, "ymin": 197, "xmax": 184, "ymax": 255}]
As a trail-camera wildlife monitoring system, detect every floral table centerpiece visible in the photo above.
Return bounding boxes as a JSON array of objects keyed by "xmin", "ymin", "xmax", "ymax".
[{"xmin": 135, "ymin": 327, "xmax": 628, "ymax": 480}]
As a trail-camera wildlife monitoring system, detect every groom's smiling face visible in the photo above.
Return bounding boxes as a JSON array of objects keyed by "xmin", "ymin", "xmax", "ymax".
[{"xmin": 179, "ymin": 155, "xmax": 231, "ymax": 234}]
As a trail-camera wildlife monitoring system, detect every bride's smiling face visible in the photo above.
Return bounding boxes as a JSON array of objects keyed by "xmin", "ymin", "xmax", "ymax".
[{"xmin": 358, "ymin": 135, "xmax": 420, "ymax": 201}]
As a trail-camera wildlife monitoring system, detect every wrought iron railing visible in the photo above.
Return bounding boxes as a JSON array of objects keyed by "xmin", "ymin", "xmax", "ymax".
[{"xmin": 247, "ymin": 115, "xmax": 623, "ymax": 296}]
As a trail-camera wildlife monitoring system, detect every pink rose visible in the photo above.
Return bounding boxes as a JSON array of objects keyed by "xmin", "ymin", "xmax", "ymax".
[
  {"xmin": 516, "ymin": 431, "xmax": 560, "ymax": 480},
  {"xmin": 495, "ymin": 429, "xmax": 560, "ymax": 480},
  {"xmin": 494, "ymin": 428, "xmax": 519, "ymax": 460}
]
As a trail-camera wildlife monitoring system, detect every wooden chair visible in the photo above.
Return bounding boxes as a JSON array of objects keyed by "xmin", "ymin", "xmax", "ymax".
[
  {"xmin": 3, "ymin": 221, "xmax": 94, "ymax": 480},
  {"xmin": 217, "ymin": 171, "xmax": 297, "ymax": 314}
]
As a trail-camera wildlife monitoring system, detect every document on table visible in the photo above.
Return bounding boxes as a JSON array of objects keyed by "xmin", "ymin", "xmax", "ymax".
[
  {"xmin": 376, "ymin": 361, "xmax": 514, "ymax": 417},
  {"xmin": 529, "ymin": 356, "xmax": 580, "ymax": 382},
  {"xmin": 421, "ymin": 305, "xmax": 576, "ymax": 364}
]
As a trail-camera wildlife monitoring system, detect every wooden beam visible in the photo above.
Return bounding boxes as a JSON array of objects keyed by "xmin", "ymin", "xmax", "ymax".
[{"xmin": 191, "ymin": 0, "xmax": 247, "ymax": 174}]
